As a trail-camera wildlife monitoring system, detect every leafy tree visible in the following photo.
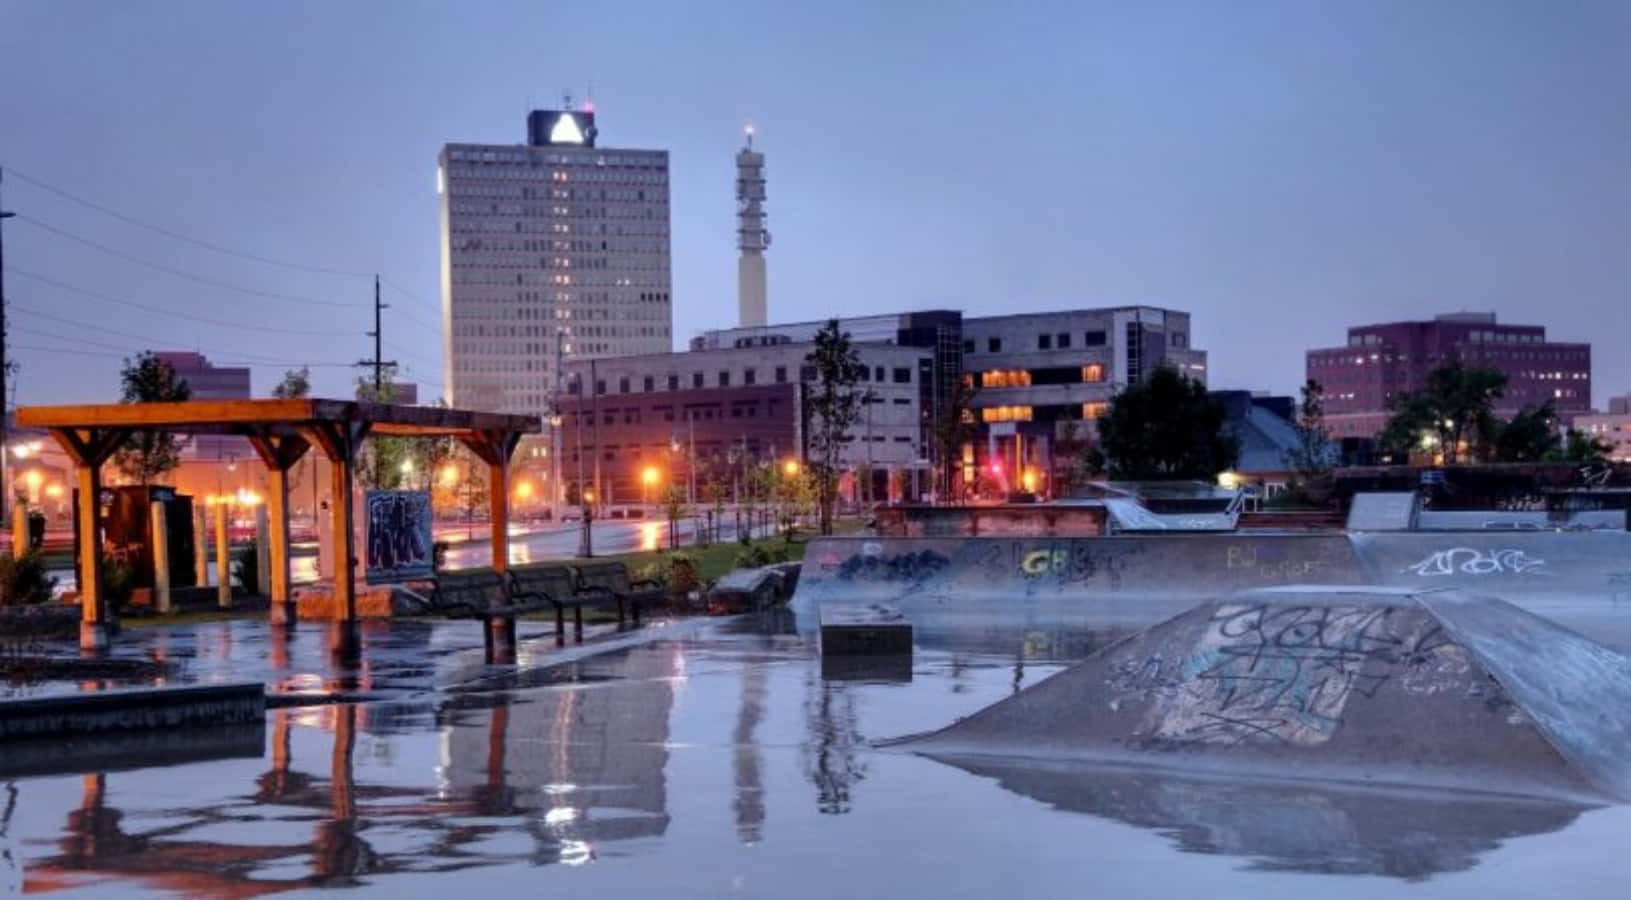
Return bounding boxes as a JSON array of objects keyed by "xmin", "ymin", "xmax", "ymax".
[
  {"xmin": 1380, "ymin": 362, "xmax": 1506, "ymax": 465},
  {"xmin": 1095, "ymin": 366, "xmax": 1239, "ymax": 480},
  {"xmin": 932, "ymin": 377, "xmax": 979, "ymax": 502},
  {"xmin": 113, "ymin": 352, "xmax": 192, "ymax": 484},
  {"xmin": 355, "ymin": 366, "xmax": 411, "ymax": 489},
  {"xmin": 662, "ymin": 482, "xmax": 688, "ymax": 550},
  {"xmin": 1285, "ymin": 379, "xmax": 1334, "ymax": 478},
  {"xmin": 272, "ymin": 366, "xmax": 311, "ymax": 399},
  {"xmin": 803, "ymin": 320, "xmax": 865, "ymax": 534},
  {"xmin": 1550, "ymin": 429, "xmax": 1612, "ymax": 463},
  {"xmin": 1491, "ymin": 401, "xmax": 1558, "ymax": 463}
]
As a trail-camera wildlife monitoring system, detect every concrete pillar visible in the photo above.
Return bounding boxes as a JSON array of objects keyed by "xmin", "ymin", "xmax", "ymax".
[
  {"xmin": 215, "ymin": 503, "xmax": 231, "ymax": 609},
  {"xmin": 150, "ymin": 501, "xmax": 172, "ymax": 615},
  {"xmin": 254, "ymin": 505, "xmax": 272, "ymax": 596},
  {"xmin": 11, "ymin": 503, "xmax": 27, "ymax": 557},
  {"xmin": 193, "ymin": 506, "xmax": 208, "ymax": 588}
]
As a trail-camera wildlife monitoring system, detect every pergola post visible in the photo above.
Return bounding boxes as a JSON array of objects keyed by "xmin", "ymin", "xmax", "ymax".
[
  {"xmin": 48, "ymin": 427, "xmax": 125, "ymax": 652},
  {"xmin": 460, "ymin": 430, "xmax": 522, "ymax": 573},
  {"xmin": 248, "ymin": 431, "xmax": 311, "ymax": 627},
  {"xmin": 301, "ymin": 421, "xmax": 368, "ymax": 655}
]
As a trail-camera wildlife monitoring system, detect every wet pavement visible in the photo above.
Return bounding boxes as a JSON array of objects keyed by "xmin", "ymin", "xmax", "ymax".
[{"xmin": 4, "ymin": 597, "xmax": 1631, "ymax": 896}]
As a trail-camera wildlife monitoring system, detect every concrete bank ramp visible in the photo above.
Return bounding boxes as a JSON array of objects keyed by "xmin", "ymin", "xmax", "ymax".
[
  {"xmin": 795, "ymin": 535, "xmax": 1365, "ymax": 610},
  {"xmin": 896, "ymin": 586, "xmax": 1631, "ymax": 802}
]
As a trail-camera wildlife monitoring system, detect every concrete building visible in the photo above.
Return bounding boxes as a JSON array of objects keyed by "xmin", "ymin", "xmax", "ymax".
[
  {"xmin": 736, "ymin": 127, "xmax": 768, "ymax": 327},
  {"xmin": 1576, "ymin": 394, "xmax": 1631, "ymax": 462},
  {"xmin": 154, "ymin": 352, "xmax": 250, "ymax": 461},
  {"xmin": 1306, "ymin": 312, "xmax": 1592, "ymax": 441},
  {"xmin": 355, "ymin": 381, "xmax": 420, "ymax": 405},
  {"xmin": 959, "ymin": 307, "xmax": 1206, "ymax": 496},
  {"xmin": 439, "ymin": 103, "xmax": 672, "ymax": 416},
  {"xmin": 560, "ymin": 340, "xmax": 934, "ymax": 505}
]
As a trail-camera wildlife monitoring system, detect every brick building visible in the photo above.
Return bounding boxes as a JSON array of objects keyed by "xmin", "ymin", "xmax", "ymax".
[{"xmin": 1306, "ymin": 313, "xmax": 1592, "ymax": 440}]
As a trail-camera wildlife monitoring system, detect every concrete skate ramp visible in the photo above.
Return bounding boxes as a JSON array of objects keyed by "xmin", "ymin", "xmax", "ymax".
[
  {"xmin": 896, "ymin": 587, "xmax": 1631, "ymax": 802},
  {"xmin": 795, "ymin": 535, "xmax": 1365, "ymax": 611},
  {"xmin": 934, "ymin": 756, "xmax": 1587, "ymax": 878},
  {"xmin": 1353, "ymin": 531, "xmax": 1631, "ymax": 600}
]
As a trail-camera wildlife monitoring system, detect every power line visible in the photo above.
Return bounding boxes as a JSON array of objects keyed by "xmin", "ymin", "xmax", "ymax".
[
  {"xmin": 12, "ymin": 303, "xmax": 357, "ymax": 367},
  {"xmin": 9, "ymin": 267, "xmax": 362, "ymax": 337},
  {"xmin": 1, "ymin": 165, "xmax": 375, "ymax": 278},
  {"xmin": 13, "ymin": 326, "xmax": 357, "ymax": 369},
  {"xmin": 16, "ymin": 214, "xmax": 367, "ymax": 309}
]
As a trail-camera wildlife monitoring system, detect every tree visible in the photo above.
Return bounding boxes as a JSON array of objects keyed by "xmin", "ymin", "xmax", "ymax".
[
  {"xmin": 932, "ymin": 377, "xmax": 979, "ymax": 502},
  {"xmin": 355, "ymin": 366, "xmax": 412, "ymax": 489},
  {"xmin": 662, "ymin": 482, "xmax": 688, "ymax": 550},
  {"xmin": 1095, "ymin": 366, "xmax": 1239, "ymax": 480},
  {"xmin": 1285, "ymin": 379, "xmax": 1334, "ymax": 479},
  {"xmin": 1550, "ymin": 429, "xmax": 1612, "ymax": 463},
  {"xmin": 1380, "ymin": 362, "xmax": 1507, "ymax": 465},
  {"xmin": 113, "ymin": 352, "xmax": 192, "ymax": 485},
  {"xmin": 272, "ymin": 367, "xmax": 311, "ymax": 399},
  {"xmin": 803, "ymin": 320, "xmax": 865, "ymax": 534},
  {"xmin": 1491, "ymin": 401, "xmax": 1558, "ymax": 463}
]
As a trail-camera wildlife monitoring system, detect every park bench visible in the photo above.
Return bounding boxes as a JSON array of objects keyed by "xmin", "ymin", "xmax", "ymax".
[
  {"xmin": 571, "ymin": 561, "xmax": 666, "ymax": 625},
  {"xmin": 431, "ymin": 568, "xmax": 553, "ymax": 659},
  {"xmin": 507, "ymin": 563, "xmax": 591, "ymax": 646}
]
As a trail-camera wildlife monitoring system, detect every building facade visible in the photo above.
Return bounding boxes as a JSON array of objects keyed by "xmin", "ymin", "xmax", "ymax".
[
  {"xmin": 1306, "ymin": 313, "xmax": 1592, "ymax": 440},
  {"xmin": 559, "ymin": 341, "xmax": 934, "ymax": 505},
  {"xmin": 154, "ymin": 352, "xmax": 250, "ymax": 462},
  {"xmin": 439, "ymin": 105, "xmax": 672, "ymax": 416},
  {"xmin": 959, "ymin": 307, "xmax": 1206, "ymax": 496},
  {"xmin": 1576, "ymin": 394, "xmax": 1631, "ymax": 462}
]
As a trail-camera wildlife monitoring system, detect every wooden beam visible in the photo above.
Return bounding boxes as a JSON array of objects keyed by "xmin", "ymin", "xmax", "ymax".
[
  {"xmin": 488, "ymin": 451, "xmax": 509, "ymax": 573},
  {"xmin": 73, "ymin": 462, "xmax": 105, "ymax": 633}
]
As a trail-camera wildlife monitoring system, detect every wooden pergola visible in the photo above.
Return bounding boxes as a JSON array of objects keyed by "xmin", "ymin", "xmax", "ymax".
[{"xmin": 15, "ymin": 399, "xmax": 540, "ymax": 650}]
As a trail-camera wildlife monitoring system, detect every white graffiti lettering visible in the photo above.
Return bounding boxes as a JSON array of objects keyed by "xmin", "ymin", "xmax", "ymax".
[{"xmin": 1403, "ymin": 548, "xmax": 1548, "ymax": 577}]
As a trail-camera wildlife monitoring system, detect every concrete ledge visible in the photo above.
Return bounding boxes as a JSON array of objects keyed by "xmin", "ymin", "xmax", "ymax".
[
  {"xmin": 820, "ymin": 604, "xmax": 912, "ymax": 655},
  {"xmin": 0, "ymin": 682, "xmax": 265, "ymax": 740},
  {"xmin": 0, "ymin": 722, "xmax": 265, "ymax": 778},
  {"xmin": 708, "ymin": 567, "xmax": 782, "ymax": 614}
]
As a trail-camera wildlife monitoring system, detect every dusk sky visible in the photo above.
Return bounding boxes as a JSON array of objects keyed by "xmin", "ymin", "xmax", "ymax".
[{"xmin": 2, "ymin": 0, "xmax": 1627, "ymax": 408}]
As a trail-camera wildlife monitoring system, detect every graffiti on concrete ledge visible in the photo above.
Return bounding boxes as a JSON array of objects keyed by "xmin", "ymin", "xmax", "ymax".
[
  {"xmin": 365, "ymin": 490, "xmax": 433, "ymax": 583},
  {"xmin": 1402, "ymin": 548, "xmax": 1548, "ymax": 578}
]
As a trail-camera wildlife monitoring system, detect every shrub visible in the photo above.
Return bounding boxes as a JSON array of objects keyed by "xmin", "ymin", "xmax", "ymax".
[
  {"xmin": 667, "ymin": 552, "xmax": 700, "ymax": 595},
  {"xmin": 101, "ymin": 555, "xmax": 136, "ymax": 611},
  {"xmin": 0, "ymin": 551, "xmax": 57, "ymax": 606},
  {"xmin": 734, "ymin": 541, "xmax": 788, "ymax": 570}
]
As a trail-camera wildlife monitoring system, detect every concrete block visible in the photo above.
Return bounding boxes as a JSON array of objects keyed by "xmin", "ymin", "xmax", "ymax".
[
  {"xmin": 820, "ymin": 604, "xmax": 912, "ymax": 655},
  {"xmin": 0, "ymin": 682, "xmax": 265, "ymax": 741},
  {"xmin": 708, "ymin": 566, "xmax": 781, "ymax": 614}
]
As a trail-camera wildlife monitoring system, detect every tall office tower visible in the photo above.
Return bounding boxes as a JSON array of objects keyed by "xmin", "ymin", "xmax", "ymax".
[
  {"xmin": 439, "ymin": 102, "xmax": 673, "ymax": 413},
  {"xmin": 735, "ymin": 127, "xmax": 769, "ymax": 328}
]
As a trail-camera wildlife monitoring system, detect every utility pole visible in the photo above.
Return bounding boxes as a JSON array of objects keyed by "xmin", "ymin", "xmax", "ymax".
[
  {"xmin": 0, "ymin": 167, "xmax": 15, "ymax": 528},
  {"xmin": 357, "ymin": 274, "xmax": 396, "ymax": 401}
]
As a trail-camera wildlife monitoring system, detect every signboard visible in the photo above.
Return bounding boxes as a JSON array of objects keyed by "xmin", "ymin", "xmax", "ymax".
[{"xmin": 365, "ymin": 490, "xmax": 433, "ymax": 584}]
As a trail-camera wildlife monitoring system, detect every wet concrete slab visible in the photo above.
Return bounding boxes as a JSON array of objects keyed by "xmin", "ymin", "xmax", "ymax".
[{"xmin": 3, "ymin": 603, "xmax": 1631, "ymax": 895}]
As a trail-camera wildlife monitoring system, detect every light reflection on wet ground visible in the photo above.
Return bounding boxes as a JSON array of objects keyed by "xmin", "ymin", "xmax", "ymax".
[{"xmin": 4, "ymin": 600, "xmax": 1631, "ymax": 896}]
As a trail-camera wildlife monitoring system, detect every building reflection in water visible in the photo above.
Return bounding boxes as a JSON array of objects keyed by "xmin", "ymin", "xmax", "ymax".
[
  {"xmin": 732, "ymin": 651, "xmax": 768, "ymax": 843},
  {"xmin": 21, "ymin": 643, "xmax": 680, "ymax": 892}
]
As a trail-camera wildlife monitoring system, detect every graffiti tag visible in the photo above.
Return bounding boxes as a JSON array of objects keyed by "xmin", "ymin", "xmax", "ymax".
[
  {"xmin": 1151, "ymin": 604, "xmax": 1447, "ymax": 747},
  {"xmin": 1402, "ymin": 548, "xmax": 1548, "ymax": 577}
]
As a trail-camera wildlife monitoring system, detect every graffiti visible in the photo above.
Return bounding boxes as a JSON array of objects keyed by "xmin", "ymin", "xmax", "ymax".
[
  {"xmin": 365, "ymin": 490, "xmax": 433, "ymax": 583},
  {"xmin": 1608, "ymin": 572, "xmax": 1631, "ymax": 587},
  {"xmin": 1402, "ymin": 548, "xmax": 1548, "ymax": 578},
  {"xmin": 1223, "ymin": 545, "xmax": 1336, "ymax": 581},
  {"xmin": 836, "ymin": 549, "xmax": 950, "ymax": 583},
  {"xmin": 1149, "ymin": 604, "xmax": 1449, "ymax": 747},
  {"xmin": 1015, "ymin": 543, "xmax": 1140, "ymax": 588}
]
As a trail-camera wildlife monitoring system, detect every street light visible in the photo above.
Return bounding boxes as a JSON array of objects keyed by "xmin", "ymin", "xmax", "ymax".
[
  {"xmin": 640, "ymin": 465, "xmax": 659, "ymax": 504},
  {"xmin": 783, "ymin": 459, "xmax": 800, "ymax": 478}
]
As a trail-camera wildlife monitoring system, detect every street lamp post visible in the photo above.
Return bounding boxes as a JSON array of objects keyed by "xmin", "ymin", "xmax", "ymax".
[{"xmin": 1, "ymin": 169, "xmax": 16, "ymax": 527}]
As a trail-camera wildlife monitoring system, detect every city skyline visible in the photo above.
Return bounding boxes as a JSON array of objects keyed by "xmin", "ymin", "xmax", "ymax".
[{"xmin": 2, "ymin": 0, "xmax": 1628, "ymax": 409}]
